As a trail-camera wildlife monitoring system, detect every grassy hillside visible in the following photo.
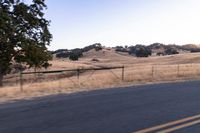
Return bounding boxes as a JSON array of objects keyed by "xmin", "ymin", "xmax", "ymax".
[{"xmin": 1, "ymin": 48, "xmax": 200, "ymax": 103}]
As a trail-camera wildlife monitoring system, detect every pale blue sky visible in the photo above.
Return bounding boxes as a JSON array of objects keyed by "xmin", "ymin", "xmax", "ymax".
[{"xmin": 43, "ymin": 0, "xmax": 200, "ymax": 50}]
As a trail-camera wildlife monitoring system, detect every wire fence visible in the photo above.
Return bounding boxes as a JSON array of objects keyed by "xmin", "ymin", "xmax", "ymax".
[
  {"xmin": 2, "ymin": 63, "xmax": 200, "ymax": 92},
  {"xmin": 19, "ymin": 66, "xmax": 125, "ymax": 92}
]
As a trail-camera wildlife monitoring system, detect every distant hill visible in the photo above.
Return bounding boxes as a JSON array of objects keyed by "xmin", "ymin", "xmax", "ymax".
[
  {"xmin": 53, "ymin": 43, "xmax": 103, "ymax": 59},
  {"xmin": 182, "ymin": 44, "xmax": 200, "ymax": 50},
  {"xmin": 52, "ymin": 43, "xmax": 200, "ymax": 59}
]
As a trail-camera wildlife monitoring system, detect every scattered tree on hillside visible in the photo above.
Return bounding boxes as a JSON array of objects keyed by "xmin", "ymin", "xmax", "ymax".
[
  {"xmin": 148, "ymin": 43, "xmax": 165, "ymax": 49},
  {"xmin": 52, "ymin": 49, "xmax": 68, "ymax": 54},
  {"xmin": 83, "ymin": 43, "xmax": 102, "ymax": 52},
  {"xmin": 128, "ymin": 46, "xmax": 136, "ymax": 55},
  {"xmin": 52, "ymin": 49, "xmax": 71, "ymax": 58},
  {"xmin": 0, "ymin": 0, "xmax": 52, "ymax": 86},
  {"xmin": 115, "ymin": 46, "xmax": 128, "ymax": 52},
  {"xmin": 69, "ymin": 53, "xmax": 79, "ymax": 61},
  {"xmin": 135, "ymin": 47, "xmax": 151, "ymax": 57},
  {"xmin": 69, "ymin": 48, "xmax": 83, "ymax": 61},
  {"xmin": 190, "ymin": 49, "xmax": 200, "ymax": 53},
  {"xmin": 95, "ymin": 46, "xmax": 102, "ymax": 51},
  {"xmin": 164, "ymin": 48, "xmax": 179, "ymax": 55},
  {"xmin": 72, "ymin": 48, "xmax": 83, "ymax": 57},
  {"xmin": 129, "ymin": 45, "xmax": 151, "ymax": 57},
  {"xmin": 56, "ymin": 52, "xmax": 70, "ymax": 58}
]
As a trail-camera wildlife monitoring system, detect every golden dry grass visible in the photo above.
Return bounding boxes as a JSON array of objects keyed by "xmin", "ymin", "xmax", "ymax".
[{"xmin": 1, "ymin": 49, "xmax": 200, "ymax": 103}]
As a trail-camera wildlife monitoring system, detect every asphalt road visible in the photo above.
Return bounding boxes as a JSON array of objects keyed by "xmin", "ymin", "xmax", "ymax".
[{"xmin": 1, "ymin": 80, "xmax": 200, "ymax": 133}]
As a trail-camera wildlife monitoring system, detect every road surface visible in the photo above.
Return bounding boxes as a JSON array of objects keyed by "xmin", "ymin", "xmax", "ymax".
[{"xmin": 1, "ymin": 80, "xmax": 200, "ymax": 133}]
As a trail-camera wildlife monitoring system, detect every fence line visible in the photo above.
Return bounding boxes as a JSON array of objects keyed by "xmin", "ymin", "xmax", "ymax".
[
  {"xmin": 19, "ymin": 66, "xmax": 125, "ymax": 92},
  {"xmin": 21, "ymin": 66, "xmax": 124, "ymax": 75},
  {"xmin": 3, "ymin": 63, "xmax": 200, "ymax": 92}
]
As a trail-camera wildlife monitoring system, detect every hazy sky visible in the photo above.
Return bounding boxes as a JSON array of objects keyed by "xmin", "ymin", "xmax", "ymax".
[{"xmin": 43, "ymin": 0, "xmax": 200, "ymax": 50}]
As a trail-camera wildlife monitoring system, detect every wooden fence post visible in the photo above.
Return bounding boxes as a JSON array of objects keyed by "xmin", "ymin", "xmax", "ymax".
[
  {"xmin": 77, "ymin": 68, "xmax": 80, "ymax": 85},
  {"xmin": 152, "ymin": 65, "xmax": 154, "ymax": 79},
  {"xmin": 20, "ymin": 71, "xmax": 23, "ymax": 92},
  {"xmin": 177, "ymin": 64, "xmax": 180, "ymax": 77},
  {"xmin": 77, "ymin": 69, "xmax": 80, "ymax": 79},
  {"xmin": 122, "ymin": 66, "xmax": 125, "ymax": 81}
]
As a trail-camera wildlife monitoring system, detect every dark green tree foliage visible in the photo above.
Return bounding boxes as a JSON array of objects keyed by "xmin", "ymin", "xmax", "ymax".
[
  {"xmin": 69, "ymin": 48, "xmax": 83, "ymax": 61},
  {"xmin": 128, "ymin": 46, "xmax": 136, "ymax": 55},
  {"xmin": 72, "ymin": 48, "xmax": 83, "ymax": 57},
  {"xmin": 54, "ymin": 43, "xmax": 102, "ymax": 59},
  {"xmin": 115, "ymin": 46, "xmax": 128, "ymax": 52},
  {"xmin": 190, "ymin": 49, "xmax": 200, "ymax": 53},
  {"xmin": 83, "ymin": 43, "xmax": 102, "ymax": 52},
  {"xmin": 53, "ymin": 49, "xmax": 68, "ymax": 54},
  {"xmin": 22, "ymin": 44, "xmax": 52, "ymax": 70},
  {"xmin": 135, "ymin": 47, "xmax": 151, "ymax": 57},
  {"xmin": 69, "ymin": 53, "xmax": 79, "ymax": 61},
  {"xmin": 0, "ymin": 0, "xmax": 52, "ymax": 86},
  {"xmin": 128, "ymin": 45, "xmax": 151, "ymax": 57},
  {"xmin": 148, "ymin": 43, "xmax": 165, "ymax": 49},
  {"xmin": 56, "ymin": 51, "xmax": 70, "ymax": 58}
]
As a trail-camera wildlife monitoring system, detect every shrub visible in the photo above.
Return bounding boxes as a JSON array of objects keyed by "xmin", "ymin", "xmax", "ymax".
[{"xmin": 164, "ymin": 48, "xmax": 179, "ymax": 55}]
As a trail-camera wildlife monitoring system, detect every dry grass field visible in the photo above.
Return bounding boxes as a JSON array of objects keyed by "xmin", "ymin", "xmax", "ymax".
[{"xmin": 1, "ymin": 49, "xmax": 200, "ymax": 103}]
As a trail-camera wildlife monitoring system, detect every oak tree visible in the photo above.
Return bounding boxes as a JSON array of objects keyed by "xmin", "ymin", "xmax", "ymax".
[{"xmin": 0, "ymin": 0, "xmax": 52, "ymax": 86}]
